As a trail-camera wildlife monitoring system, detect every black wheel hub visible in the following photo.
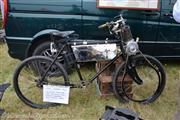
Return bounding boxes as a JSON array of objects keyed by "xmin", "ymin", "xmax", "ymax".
[{"xmin": 35, "ymin": 79, "xmax": 48, "ymax": 88}]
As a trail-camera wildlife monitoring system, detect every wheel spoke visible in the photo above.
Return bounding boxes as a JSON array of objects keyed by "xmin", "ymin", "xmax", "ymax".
[
  {"xmin": 113, "ymin": 54, "xmax": 165, "ymax": 104},
  {"xmin": 13, "ymin": 56, "xmax": 68, "ymax": 108},
  {"xmin": 43, "ymin": 50, "xmax": 52, "ymax": 57},
  {"xmin": 20, "ymin": 69, "xmax": 38, "ymax": 82}
]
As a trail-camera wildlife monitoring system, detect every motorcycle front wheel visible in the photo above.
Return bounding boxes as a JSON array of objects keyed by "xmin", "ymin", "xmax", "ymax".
[{"xmin": 113, "ymin": 54, "xmax": 166, "ymax": 104}]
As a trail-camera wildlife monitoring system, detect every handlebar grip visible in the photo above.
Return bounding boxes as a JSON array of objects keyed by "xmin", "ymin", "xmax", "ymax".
[{"xmin": 98, "ymin": 23, "xmax": 108, "ymax": 29}]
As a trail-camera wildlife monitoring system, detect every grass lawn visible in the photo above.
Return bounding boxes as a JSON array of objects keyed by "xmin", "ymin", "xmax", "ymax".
[{"xmin": 0, "ymin": 43, "xmax": 180, "ymax": 120}]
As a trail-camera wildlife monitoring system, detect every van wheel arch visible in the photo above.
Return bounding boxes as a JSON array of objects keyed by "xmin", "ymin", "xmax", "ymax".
[{"xmin": 28, "ymin": 29, "xmax": 63, "ymax": 57}]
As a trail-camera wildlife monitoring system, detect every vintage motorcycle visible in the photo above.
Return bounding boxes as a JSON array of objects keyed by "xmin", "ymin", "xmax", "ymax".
[{"xmin": 13, "ymin": 14, "xmax": 166, "ymax": 108}]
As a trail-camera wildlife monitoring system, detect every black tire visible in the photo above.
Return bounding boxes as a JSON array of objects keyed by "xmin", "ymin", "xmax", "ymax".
[
  {"xmin": 112, "ymin": 62, "xmax": 129, "ymax": 103},
  {"xmin": 113, "ymin": 54, "xmax": 166, "ymax": 104},
  {"xmin": 32, "ymin": 41, "xmax": 68, "ymax": 70},
  {"xmin": 13, "ymin": 56, "xmax": 69, "ymax": 108}
]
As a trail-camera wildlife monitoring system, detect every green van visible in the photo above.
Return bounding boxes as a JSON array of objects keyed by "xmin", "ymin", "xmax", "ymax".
[{"xmin": 1, "ymin": 0, "xmax": 180, "ymax": 61}]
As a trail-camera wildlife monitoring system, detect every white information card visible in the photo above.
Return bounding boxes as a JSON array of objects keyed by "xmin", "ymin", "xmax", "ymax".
[{"xmin": 43, "ymin": 85, "xmax": 70, "ymax": 104}]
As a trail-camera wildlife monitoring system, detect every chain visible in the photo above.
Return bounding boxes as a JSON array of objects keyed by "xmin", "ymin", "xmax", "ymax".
[{"xmin": 69, "ymin": 80, "xmax": 91, "ymax": 89}]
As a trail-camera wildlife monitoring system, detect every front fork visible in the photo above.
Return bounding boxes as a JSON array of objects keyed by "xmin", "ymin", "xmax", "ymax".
[{"xmin": 127, "ymin": 56, "xmax": 143, "ymax": 85}]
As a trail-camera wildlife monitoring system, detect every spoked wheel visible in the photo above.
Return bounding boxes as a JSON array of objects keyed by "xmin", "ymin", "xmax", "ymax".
[
  {"xmin": 113, "ymin": 54, "xmax": 166, "ymax": 104},
  {"xmin": 13, "ymin": 56, "xmax": 69, "ymax": 108}
]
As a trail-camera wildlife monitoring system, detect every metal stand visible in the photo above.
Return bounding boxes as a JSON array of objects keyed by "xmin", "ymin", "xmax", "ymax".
[{"xmin": 0, "ymin": 83, "xmax": 10, "ymax": 116}]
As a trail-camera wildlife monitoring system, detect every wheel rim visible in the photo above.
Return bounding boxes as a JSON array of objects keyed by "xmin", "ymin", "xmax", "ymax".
[
  {"xmin": 123, "ymin": 58, "xmax": 162, "ymax": 103},
  {"xmin": 114, "ymin": 57, "xmax": 163, "ymax": 104},
  {"xmin": 42, "ymin": 49, "xmax": 64, "ymax": 63},
  {"xmin": 15, "ymin": 57, "xmax": 66, "ymax": 108}
]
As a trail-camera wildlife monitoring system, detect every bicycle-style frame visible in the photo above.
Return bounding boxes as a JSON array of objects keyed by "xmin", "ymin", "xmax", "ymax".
[
  {"xmin": 12, "ymin": 15, "xmax": 166, "ymax": 108},
  {"xmin": 41, "ymin": 15, "xmax": 142, "ymax": 88},
  {"xmin": 42, "ymin": 37, "xmax": 125, "ymax": 88}
]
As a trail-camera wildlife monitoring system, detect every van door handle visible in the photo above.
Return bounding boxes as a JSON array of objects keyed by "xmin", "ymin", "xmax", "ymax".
[
  {"xmin": 163, "ymin": 13, "xmax": 173, "ymax": 18},
  {"xmin": 142, "ymin": 11, "xmax": 159, "ymax": 16}
]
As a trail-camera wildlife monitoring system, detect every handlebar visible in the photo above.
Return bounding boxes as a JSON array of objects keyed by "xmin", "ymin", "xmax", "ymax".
[
  {"xmin": 98, "ymin": 14, "xmax": 125, "ymax": 30},
  {"xmin": 98, "ymin": 22, "xmax": 109, "ymax": 29}
]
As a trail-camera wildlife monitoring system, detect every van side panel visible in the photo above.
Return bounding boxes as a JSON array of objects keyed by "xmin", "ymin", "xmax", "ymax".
[
  {"xmin": 155, "ymin": 0, "xmax": 180, "ymax": 58},
  {"xmin": 6, "ymin": 0, "xmax": 82, "ymax": 59}
]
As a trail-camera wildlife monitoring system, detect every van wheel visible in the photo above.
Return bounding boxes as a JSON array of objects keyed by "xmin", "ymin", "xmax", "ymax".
[{"xmin": 32, "ymin": 41, "xmax": 68, "ymax": 70}]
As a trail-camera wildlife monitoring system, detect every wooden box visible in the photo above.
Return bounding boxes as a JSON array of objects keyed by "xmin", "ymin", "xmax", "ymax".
[{"xmin": 95, "ymin": 58, "xmax": 133, "ymax": 97}]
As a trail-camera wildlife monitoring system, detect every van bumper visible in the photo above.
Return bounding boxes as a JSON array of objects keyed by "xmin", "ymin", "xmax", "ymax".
[{"xmin": 5, "ymin": 37, "xmax": 32, "ymax": 60}]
